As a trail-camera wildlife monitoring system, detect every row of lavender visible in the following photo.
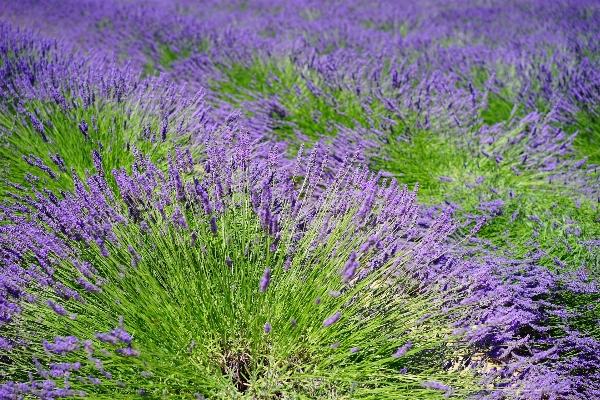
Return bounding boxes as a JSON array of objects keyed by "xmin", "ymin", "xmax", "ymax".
[{"xmin": 1, "ymin": 0, "xmax": 599, "ymax": 398}]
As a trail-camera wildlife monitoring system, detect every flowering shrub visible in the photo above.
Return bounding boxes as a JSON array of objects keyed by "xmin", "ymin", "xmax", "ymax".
[
  {"xmin": 0, "ymin": 22, "xmax": 211, "ymax": 195},
  {"xmin": 1, "ymin": 133, "xmax": 486, "ymax": 398}
]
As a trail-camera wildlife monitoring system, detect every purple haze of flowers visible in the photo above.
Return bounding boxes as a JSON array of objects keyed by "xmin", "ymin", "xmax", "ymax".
[{"xmin": 0, "ymin": 41, "xmax": 598, "ymax": 393}]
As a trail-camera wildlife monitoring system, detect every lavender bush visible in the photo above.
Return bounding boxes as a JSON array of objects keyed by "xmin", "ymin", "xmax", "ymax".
[
  {"xmin": 0, "ymin": 23, "xmax": 211, "ymax": 195},
  {"xmin": 1, "ymin": 133, "xmax": 486, "ymax": 398}
]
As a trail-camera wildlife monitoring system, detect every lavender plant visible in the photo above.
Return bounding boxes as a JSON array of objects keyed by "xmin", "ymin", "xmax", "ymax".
[
  {"xmin": 0, "ymin": 23, "xmax": 209, "ymax": 195},
  {"xmin": 1, "ymin": 133, "xmax": 488, "ymax": 398}
]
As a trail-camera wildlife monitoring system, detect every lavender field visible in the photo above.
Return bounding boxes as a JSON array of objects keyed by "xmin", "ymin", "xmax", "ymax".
[{"xmin": 0, "ymin": 0, "xmax": 599, "ymax": 398}]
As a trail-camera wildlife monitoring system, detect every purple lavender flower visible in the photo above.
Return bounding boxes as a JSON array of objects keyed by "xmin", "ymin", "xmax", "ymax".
[
  {"xmin": 116, "ymin": 347, "xmax": 140, "ymax": 357},
  {"xmin": 323, "ymin": 312, "xmax": 341, "ymax": 328},
  {"xmin": 88, "ymin": 376, "xmax": 102, "ymax": 386},
  {"xmin": 77, "ymin": 277, "xmax": 102, "ymax": 293},
  {"xmin": 78, "ymin": 119, "xmax": 88, "ymax": 141},
  {"xmin": 510, "ymin": 209, "xmax": 520, "ymax": 222},
  {"xmin": 47, "ymin": 300, "xmax": 67, "ymax": 316},
  {"xmin": 341, "ymin": 252, "xmax": 358, "ymax": 283},
  {"xmin": 94, "ymin": 333, "xmax": 118, "ymax": 345},
  {"xmin": 259, "ymin": 268, "xmax": 271, "ymax": 293},
  {"xmin": 420, "ymin": 381, "xmax": 449, "ymax": 391},
  {"xmin": 209, "ymin": 216, "xmax": 218, "ymax": 234},
  {"xmin": 43, "ymin": 336, "xmax": 80, "ymax": 356},
  {"xmin": 49, "ymin": 361, "xmax": 82, "ymax": 378},
  {"xmin": 470, "ymin": 217, "xmax": 487, "ymax": 235},
  {"xmin": 269, "ymin": 233, "xmax": 281, "ymax": 252},
  {"xmin": 28, "ymin": 113, "xmax": 48, "ymax": 142},
  {"xmin": 392, "ymin": 341, "xmax": 412, "ymax": 358}
]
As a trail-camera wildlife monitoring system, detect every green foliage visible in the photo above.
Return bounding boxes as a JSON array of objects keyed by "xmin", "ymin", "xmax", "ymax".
[
  {"xmin": 143, "ymin": 43, "xmax": 199, "ymax": 77},
  {"xmin": 211, "ymin": 57, "xmax": 399, "ymax": 144},
  {"xmin": 376, "ymin": 127, "xmax": 600, "ymax": 272},
  {"xmin": 571, "ymin": 110, "xmax": 600, "ymax": 166},
  {"xmin": 481, "ymin": 92, "xmax": 517, "ymax": 126}
]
